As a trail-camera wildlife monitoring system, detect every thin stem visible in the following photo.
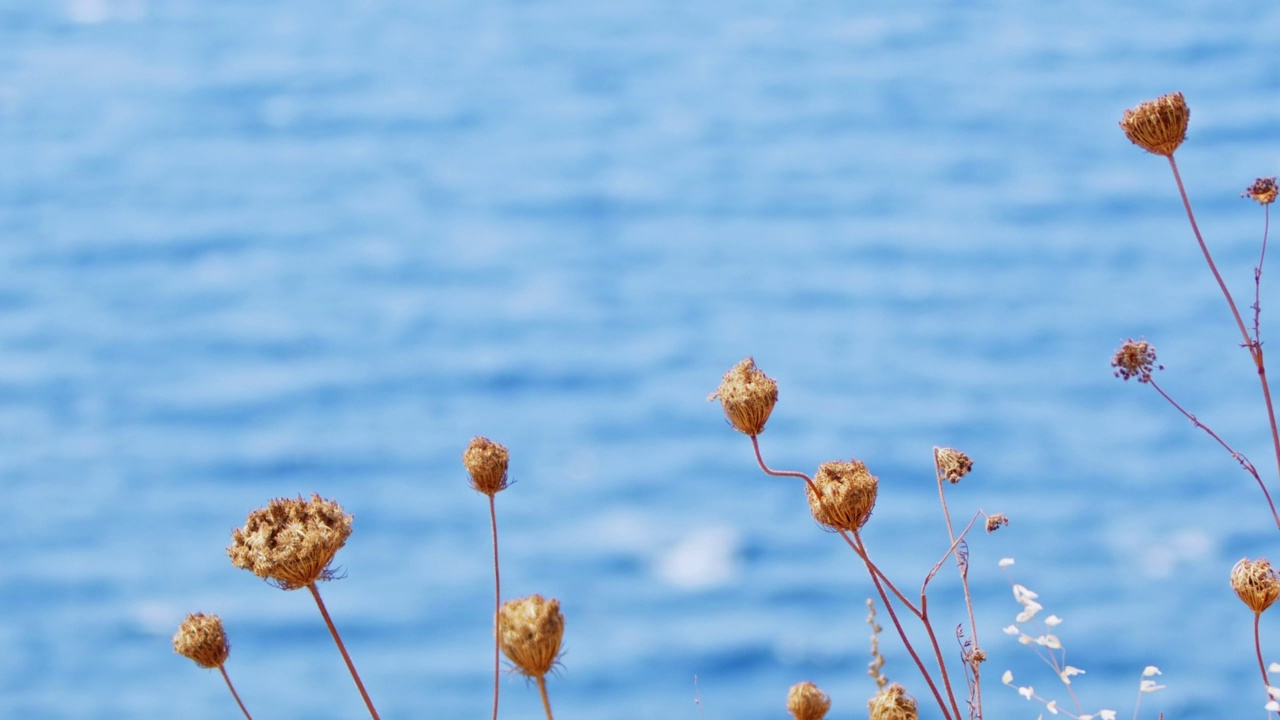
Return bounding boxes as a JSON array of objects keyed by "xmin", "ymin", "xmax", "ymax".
[
  {"xmin": 1256, "ymin": 613, "xmax": 1273, "ymax": 710},
  {"xmin": 934, "ymin": 449, "xmax": 983, "ymax": 720},
  {"xmin": 852, "ymin": 531, "xmax": 956, "ymax": 720},
  {"xmin": 489, "ymin": 494, "xmax": 502, "ymax": 720},
  {"xmin": 1148, "ymin": 378, "xmax": 1280, "ymax": 529},
  {"xmin": 218, "ymin": 666, "xmax": 254, "ymax": 720},
  {"xmin": 1168, "ymin": 154, "xmax": 1280, "ymax": 502},
  {"xmin": 1252, "ymin": 204, "xmax": 1271, "ymax": 343},
  {"xmin": 536, "ymin": 674, "xmax": 556, "ymax": 720},
  {"xmin": 308, "ymin": 583, "xmax": 381, "ymax": 720}
]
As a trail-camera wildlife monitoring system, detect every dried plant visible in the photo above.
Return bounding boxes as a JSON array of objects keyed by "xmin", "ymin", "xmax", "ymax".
[
  {"xmin": 173, "ymin": 613, "xmax": 253, "ymax": 720},
  {"xmin": 498, "ymin": 594, "xmax": 565, "ymax": 720},
  {"xmin": 464, "ymin": 435, "xmax": 511, "ymax": 720},
  {"xmin": 787, "ymin": 680, "xmax": 831, "ymax": 720}
]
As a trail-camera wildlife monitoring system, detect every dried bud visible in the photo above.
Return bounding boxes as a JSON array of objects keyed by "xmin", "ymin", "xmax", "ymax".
[
  {"xmin": 1111, "ymin": 339, "xmax": 1160, "ymax": 383},
  {"xmin": 868, "ymin": 683, "xmax": 918, "ymax": 720},
  {"xmin": 1119, "ymin": 92, "xmax": 1189, "ymax": 156},
  {"xmin": 464, "ymin": 436, "xmax": 510, "ymax": 496},
  {"xmin": 498, "ymin": 594, "xmax": 565, "ymax": 679},
  {"xmin": 227, "ymin": 494, "xmax": 353, "ymax": 590},
  {"xmin": 173, "ymin": 613, "xmax": 230, "ymax": 669},
  {"xmin": 787, "ymin": 681, "xmax": 831, "ymax": 720},
  {"xmin": 969, "ymin": 648, "xmax": 987, "ymax": 664},
  {"xmin": 985, "ymin": 513, "xmax": 1009, "ymax": 533},
  {"xmin": 709, "ymin": 357, "xmax": 778, "ymax": 436},
  {"xmin": 1244, "ymin": 177, "xmax": 1278, "ymax": 205},
  {"xmin": 935, "ymin": 447, "xmax": 973, "ymax": 483},
  {"xmin": 806, "ymin": 459, "xmax": 879, "ymax": 532},
  {"xmin": 1231, "ymin": 558, "xmax": 1280, "ymax": 614}
]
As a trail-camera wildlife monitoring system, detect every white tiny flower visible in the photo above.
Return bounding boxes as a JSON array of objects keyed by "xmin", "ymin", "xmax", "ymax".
[
  {"xmin": 1046, "ymin": 700, "xmax": 1059, "ymax": 715},
  {"xmin": 1013, "ymin": 584, "xmax": 1039, "ymax": 603},
  {"xmin": 1043, "ymin": 634, "xmax": 1062, "ymax": 649},
  {"xmin": 1002, "ymin": 670, "xmax": 1014, "ymax": 685},
  {"xmin": 1016, "ymin": 600, "xmax": 1043, "ymax": 622},
  {"xmin": 1268, "ymin": 685, "xmax": 1280, "ymax": 699},
  {"xmin": 1003, "ymin": 624, "xmax": 1020, "ymax": 635},
  {"xmin": 1018, "ymin": 685, "xmax": 1034, "ymax": 700},
  {"xmin": 999, "ymin": 557, "xmax": 1015, "ymax": 568},
  {"xmin": 1098, "ymin": 711, "xmax": 1117, "ymax": 720},
  {"xmin": 1142, "ymin": 666, "xmax": 1161, "ymax": 677},
  {"xmin": 1044, "ymin": 614, "xmax": 1063, "ymax": 627},
  {"xmin": 1139, "ymin": 680, "xmax": 1165, "ymax": 693},
  {"xmin": 1267, "ymin": 701, "xmax": 1280, "ymax": 713},
  {"xmin": 1271, "ymin": 662, "xmax": 1280, "ymax": 673},
  {"xmin": 1062, "ymin": 665, "xmax": 1084, "ymax": 677},
  {"xmin": 1079, "ymin": 716, "xmax": 1093, "ymax": 720},
  {"xmin": 1019, "ymin": 634, "xmax": 1034, "ymax": 645}
]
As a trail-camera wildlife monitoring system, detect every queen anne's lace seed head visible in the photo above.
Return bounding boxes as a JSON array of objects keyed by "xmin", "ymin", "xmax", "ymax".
[
  {"xmin": 786, "ymin": 681, "xmax": 831, "ymax": 720},
  {"xmin": 498, "ymin": 594, "xmax": 565, "ymax": 679},
  {"xmin": 1119, "ymin": 92, "xmax": 1189, "ymax": 156},
  {"xmin": 1245, "ymin": 177, "xmax": 1279, "ymax": 205},
  {"xmin": 935, "ymin": 447, "xmax": 973, "ymax": 483},
  {"xmin": 806, "ymin": 459, "xmax": 879, "ymax": 531},
  {"xmin": 227, "ymin": 494, "xmax": 353, "ymax": 590},
  {"xmin": 1112, "ymin": 339, "xmax": 1160, "ymax": 383},
  {"xmin": 867, "ymin": 683, "xmax": 917, "ymax": 720},
  {"xmin": 709, "ymin": 357, "xmax": 778, "ymax": 436},
  {"xmin": 172, "ymin": 613, "xmax": 230, "ymax": 669},
  {"xmin": 463, "ymin": 436, "xmax": 510, "ymax": 496},
  {"xmin": 1232, "ymin": 558, "xmax": 1280, "ymax": 614}
]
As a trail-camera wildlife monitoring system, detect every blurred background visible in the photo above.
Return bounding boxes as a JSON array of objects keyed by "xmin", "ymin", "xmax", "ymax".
[{"xmin": 4, "ymin": 1, "xmax": 1280, "ymax": 718}]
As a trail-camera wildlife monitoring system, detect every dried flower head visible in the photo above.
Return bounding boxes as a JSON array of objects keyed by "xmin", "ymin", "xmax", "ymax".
[
  {"xmin": 985, "ymin": 513, "xmax": 1009, "ymax": 533},
  {"xmin": 935, "ymin": 447, "xmax": 973, "ymax": 483},
  {"xmin": 227, "ymin": 494, "xmax": 353, "ymax": 590},
  {"xmin": 464, "ymin": 436, "xmax": 510, "ymax": 496},
  {"xmin": 173, "ymin": 612, "xmax": 230, "ymax": 669},
  {"xmin": 806, "ymin": 459, "xmax": 879, "ymax": 532},
  {"xmin": 1119, "ymin": 92, "xmax": 1189, "ymax": 156},
  {"xmin": 787, "ymin": 681, "xmax": 831, "ymax": 720},
  {"xmin": 1232, "ymin": 557, "xmax": 1280, "ymax": 614},
  {"xmin": 1111, "ymin": 339, "xmax": 1160, "ymax": 383},
  {"xmin": 868, "ymin": 683, "xmax": 918, "ymax": 720},
  {"xmin": 1244, "ymin": 177, "xmax": 1279, "ymax": 205},
  {"xmin": 709, "ymin": 357, "xmax": 779, "ymax": 436},
  {"xmin": 498, "ymin": 594, "xmax": 565, "ymax": 679}
]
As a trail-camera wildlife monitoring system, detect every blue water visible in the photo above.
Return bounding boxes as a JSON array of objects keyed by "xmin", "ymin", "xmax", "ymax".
[{"xmin": 5, "ymin": 1, "xmax": 1280, "ymax": 718}]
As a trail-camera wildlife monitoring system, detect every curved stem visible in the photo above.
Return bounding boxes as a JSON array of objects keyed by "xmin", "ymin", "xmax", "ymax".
[
  {"xmin": 489, "ymin": 494, "xmax": 502, "ymax": 720},
  {"xmin": 1256, "ymin": 613, "xmax": 1273, "ymax": 710},
  {"xmin": 1168, "ymin": 155, "xmax": 1280, "ymax": 505},
  {"xmin": 308, "ymin": 583, "xmax": 381, "ymax": 720},
  {"xmin": 219, "ymin": 665, "xmax": 254, "ymax": 720},
  {"xmin": 536, "ymin": 674, "xmax": 556, "ymax": 720}
]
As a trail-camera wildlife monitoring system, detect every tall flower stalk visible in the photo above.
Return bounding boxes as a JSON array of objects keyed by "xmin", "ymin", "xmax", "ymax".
[{"xmin": 463, "ymin": 436, "xmax": 511, "ymax": 720}]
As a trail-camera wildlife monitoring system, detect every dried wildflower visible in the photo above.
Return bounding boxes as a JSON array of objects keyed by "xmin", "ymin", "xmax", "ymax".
[
  {"xmin": 1111, "ymin": 339, "xmax": 1160, "ymax": 383},
  {"xmin": 1119, "ymin": 92, "xmax": 1189, "ymax": 156},
  {"xmin": 708, "ymin": 357, "xmax": 778, "ymax": 436},
  {"xmin": 173, "ymin": 613, "xmax": 230, "ymax": 669},
  {"xmin": 498, "ymin": 594, "xmax": 565, "ymax": 679},
  {"xmin": 464, "ymin": 436, "xmax": 510, "ymax": 496},
  {"xmin": 868, "ymin": 683, "xmax": 917, "ymax": 720},
  {"xmin": 806, "ymin": 459, "xmax": 879, "ymax": 532},
  {"xmin": 1245, "ymin": 177, "xmax": 1279, "ymax": 205},
  {"xmin": 985, "ymin": 513, "xmax": 1009, "ymax": 533},
  {"xmin": 1231, "ymin": 558, "xmax": 1280, "ymax": 614},
  {"xmin": 935, "ymin": 447, "xmax": 973, "ymax": 483},
  {"xmin": 227, "ymin": 494, "xmax": 353, "ymax": 590},
  {"xmin": 787, "ymin": 681, "xmax": 831, "ymax": 720}
]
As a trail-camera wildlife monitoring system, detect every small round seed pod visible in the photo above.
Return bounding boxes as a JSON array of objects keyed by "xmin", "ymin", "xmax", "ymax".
[
  {"xmin": 984, "ymin": 513, "xmax": 1009, "ymax": 533},
  {"xmin": 1111, "ymin": 339, "xmax": 1160, "ymax": 383},
  {"xmin": 935, "ymin": 447, "xmax": 973, "ymax": 483},
  {"xmin": 464, "ymin": 436, "xmax": 510, "ymax": 496},
  {"xmin": 173, "ymin": 613, "xmax": 230, "ymax": 669},
  {"xmin": 787, "ymin": 681, "xmax": 831, "ymax": 720},
  {"xmin": 498, "ymin": 594, "xmax": 565, "ymax": 679},
  {"xmin": 806, "ymin": 459, "xmax": 879, "ymax": 532},
  {"xmin": 1244, "ymin": 177, "xmax": 1279, "ymax": 205},
  {"xmin": 868, "ymin": 682, "xmax": 917, "ymax": 720},
  {"xmin": 1119, "ymin": 92, "xmax": 1189, "ymax": 157},
  {"xmin": 709, "ymin": 357, "xmax": 778, "ymax": 436},
  {"xmin": 227, "ymin": 494, "xmax": 353, "ymax": 590},
  {"xmin": 1231, "ymin": 558, "xmax": 1280, "ymax": 614}
]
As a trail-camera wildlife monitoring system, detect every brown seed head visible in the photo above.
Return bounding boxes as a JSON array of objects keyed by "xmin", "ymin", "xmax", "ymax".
[
  {"xmin": 708, "ymin": 357, "xmax": 779, "ymax": 436},
  {"xmin": 1111, "ymin": 339, "xmax": 1160, "ymax": 383},
  {"xmin": 868, "ymin": 683, "xmax": 918, "ymax": 720},
  {"xmin": 1231, "ymin": 557, "xmax": 1280, "ymax": 614},
  {"xmin": 498, "ymin": 594, "xmax": 565, "ymax": 679},
  {"xmin": 464, "ymin": 436, "xmax": 510, "ymax": 496},
  {"xmin": 1244, "ymin": 177, "xmax": 1279, "ymax": 205},
  {"xmin": 1119, "ymin": 92, "xmax": 1189, "ymax": 156},
  {"xmin": 173, "ymin": 612, "xmax": 230, "ymax": 669},
  {"xmin": 935, "ymin": 447, "xmax": 973, "ymax": 483},
  {"xmin": 806, "ymin": 459, "xmax": 879, "ymax": 532},
  {"xmin": 227, "ymin": 494, "xmax": 353, "ymax": 590},
  {"xmin": 786, "ymin": 681, "xmax": 831, "ymax": 720},
  {"xmin": 984, "ymin": 513, "xmax": 1009, "ymax": 533}
]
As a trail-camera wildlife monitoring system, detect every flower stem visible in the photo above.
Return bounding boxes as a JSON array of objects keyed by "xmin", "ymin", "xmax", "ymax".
[
  {"xmin": 489, "ymin": 494, "xmax": 502, "ymax": 720},
  {"xmin": 307, "ymin": 583, "xmax": 381, "ymax": 720},
  {"xmin": 219, "ymin": 666, "xmax": 254, "ymax": 720},
  {"xmin": 536, "ymin": 674, "xmax": 556, "ymax": 720},
  {"xmin": 1256, "ymin": 613, "xmax": 1272, "ymax": 709}
]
